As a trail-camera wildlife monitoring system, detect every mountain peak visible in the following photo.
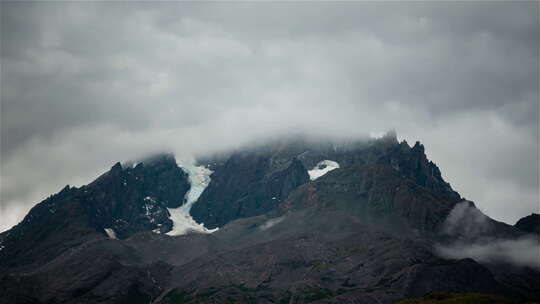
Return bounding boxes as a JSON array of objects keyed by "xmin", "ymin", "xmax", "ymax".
[
  {"xmin": 382, "ymin": 130, "xmax": 398, "ymax": 143},
  {"xmin": 111, "ymin": 161, "xmax": 122, "ymax": 171},
  {"xmin": 515, "ymin": 213, "xmax": 540, "ymax": 235},
  {"xmin": 412, "ymin": 141, "xmax": 425, "ymax": 153}
]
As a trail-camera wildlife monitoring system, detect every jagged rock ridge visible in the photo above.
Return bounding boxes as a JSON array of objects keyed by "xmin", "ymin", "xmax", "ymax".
[
  {"xmin": 191, "ymin": 133, "xmax": 460, "ymax": 230},
  {"xmin": 0, "ymin": 154, "xmax": 189, "ymax": 269}
]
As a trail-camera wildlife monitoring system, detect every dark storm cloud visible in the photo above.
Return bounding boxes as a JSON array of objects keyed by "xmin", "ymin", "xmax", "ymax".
[{"xmin": 1, "ymin": 1, "xmax": 538, "ymax": 231}]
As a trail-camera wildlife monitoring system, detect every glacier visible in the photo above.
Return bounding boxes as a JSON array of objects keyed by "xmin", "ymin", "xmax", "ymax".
[{"xmin": 166, "ymin": 162, "xmax": 218, "ymax": 236}]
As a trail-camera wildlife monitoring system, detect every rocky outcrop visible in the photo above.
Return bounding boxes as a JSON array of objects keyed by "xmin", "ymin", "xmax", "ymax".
[
  {"xmin": 381, "ymin": 141, "xmax": 460, "ymax": 200},
  {"xmin": 515, "ymin": 213, "xmax": 540, "ymax": 235},
  {"xmin": 191, "ymin": 150, "xmax": 310, "ymax": 229},
  {"xmin": 279, "ymin": 163, "xmax": 461, "ymax": 234},
  {"xmin": 0, "ymin": 154, "xmax": 190, "ymax": 270},
  {"xmin": 81, "ymin": 154, "xmax": 190, "ymax": 238},
  {"xmin": 191, "ymin": 134, "xmax": 460, "ymax": 229}
]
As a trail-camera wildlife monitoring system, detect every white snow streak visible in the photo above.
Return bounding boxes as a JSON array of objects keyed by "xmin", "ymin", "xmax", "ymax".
[
  {"xmin": 104, "ymin": 228, "xmax": 117, "ymax": 239},
  {"xmin": 308, "ymin": 160, "xmax": 340, "ymax": 180},
  {"xmin": 166, "ymin": 162, "xmax": 218, "ymax": 236}
]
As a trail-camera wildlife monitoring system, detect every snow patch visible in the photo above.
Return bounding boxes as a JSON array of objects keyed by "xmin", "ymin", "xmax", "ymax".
[
  {"xmin": 308, "ymin": 160, "xmax": 340, "ymax": 180},
  {"xmin": 166, "ymin": 162, "xmax": 218, "ymax": 236},
  {"xmin": 104, "ymin": 228, "xmax": 117, "ymax": 239}
]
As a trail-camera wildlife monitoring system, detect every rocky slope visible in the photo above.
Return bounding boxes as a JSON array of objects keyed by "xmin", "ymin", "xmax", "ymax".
[
  {"xmin": 515, "ymin": 213, "xmax": 540, "ymax": 235},
  {"xmin": 0, "ymin": 134, "xmax": 538, "ymax": 304},
  {"xmin": 278, "ymin": 163, "xmax": 460, "ymax": 234},
  {"xmin": 0, "ymin": 154, "xmax": 189, "ymax": 270}
]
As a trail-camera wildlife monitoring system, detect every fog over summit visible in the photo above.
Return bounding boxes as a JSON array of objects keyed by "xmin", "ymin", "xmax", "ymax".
[{"xmin": 1, "ymin": 1, "xmax": 538, "ymax": 232}]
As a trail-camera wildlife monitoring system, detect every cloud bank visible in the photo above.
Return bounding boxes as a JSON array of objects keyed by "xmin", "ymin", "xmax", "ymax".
[
  {"xmin": 1, "ymin": 2, "xmax": 538, "ymax": 231},
  {"xmin": 436, "ymin": 202, "xmax": 540, "ymax": 270},
  {"xmin": 437, "ymin": 237, "xmax": 540, "ymax": 270}
]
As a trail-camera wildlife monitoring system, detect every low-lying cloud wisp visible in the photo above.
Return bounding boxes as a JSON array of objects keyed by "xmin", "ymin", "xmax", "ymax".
[
  {"xmin": 260, "ymin": 216, "xmax": 286, "ymax": 231},
  {"xmin": 436, "ymin": 201, "xmax": 540, "ymax": 270},
  {"xmin": 436, "ymin": 237, "xmax": 540, "ymax": 270}
]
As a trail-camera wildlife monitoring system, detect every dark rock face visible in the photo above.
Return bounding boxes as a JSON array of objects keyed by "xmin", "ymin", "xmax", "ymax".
[
  {"xmin": 515, "ymin": 213, "xmax": 540, "ymax": 235},
  {"xmin": 81, "ymin": 154, "xmax": 190, "ymax": 238},
  {"xmin": 380, "ymin": 141, "xmax": 460, "ymax": 200},
  {"xmin": 279, "ymin": 163, "xmax": 462, "ymax": 234},
  {"xmin": 0, "ymin": 154, "xmax": 189, "ymax": 270},
  {"xmin": 292, "ymin": 133, "xmax": 460, "ymax": 201},
  {"xmin": 191, "ymin": 152, "xmax": 310, "ymax": 229},
  {"xmin": 192, "ymin": 134, "xmax": 460, "ymax": 230}
]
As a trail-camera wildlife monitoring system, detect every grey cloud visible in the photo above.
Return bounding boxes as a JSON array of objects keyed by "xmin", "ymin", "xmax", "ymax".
[
  {"xmin": 1, "ymin": 2, "xmax": 538, "ymax": 231},
  {"xmin": 442, "ymin": 201, "xmax": 492, "ymax": 237},
  {"xmin": 260, "ymin": 216, "xmax": 286, "ymax": 231},
  {"xmin": 436, "ymin": 237, "xmax": 540, "ymax": 270},
  {"xmin": 436, "ymin": 202, "xmax": 540, "ymax": 270}
]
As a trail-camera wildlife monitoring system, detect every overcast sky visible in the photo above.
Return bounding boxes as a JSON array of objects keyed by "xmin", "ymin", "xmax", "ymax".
[{"xmin": 1, "ymin": 1, "xmax": 538, "ymax": 232}]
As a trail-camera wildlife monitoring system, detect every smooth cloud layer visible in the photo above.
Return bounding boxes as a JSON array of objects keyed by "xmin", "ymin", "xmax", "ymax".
[{"xmin": 1, "ymin": 2, "xmax": 538, "ymax": 232}]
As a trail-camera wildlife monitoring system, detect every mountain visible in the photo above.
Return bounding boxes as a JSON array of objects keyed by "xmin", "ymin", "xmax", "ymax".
[
  {"xmin": 1, "ymin": 134, "xmax": 539, "ymax": 304},
  {"xmin": 0, "ymin": 154, "xmax": 189, "ymax": 269},
  {"xmin": 191, "ymin": 132, "xmax": 460, "ymax": 230},
  {"xmin": 515, "ymin": 213, "xmax": 540, "ymax": 235}
]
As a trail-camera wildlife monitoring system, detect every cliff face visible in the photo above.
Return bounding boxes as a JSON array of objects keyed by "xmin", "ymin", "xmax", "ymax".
[
  {"xmin": 0, "ymin": 154, "xmax": 190, "ymax": 269},
  {"xmin": 192, "ymin": 133, "xmax": 460, "ymax": 231},
  {"xmin": 515, "ymin": 213, "xmax": 540, "ymax": 235},
  {"xmin": 279, "ymin": 163, "xmax": 461, "ymax": 234},
  {"xmin": 81, "ymin": 154, "xmax": 190, "ymax": 238},
  {"xmin": 190, "ymin": 152, "xmax": 310, "ymax": 229}
]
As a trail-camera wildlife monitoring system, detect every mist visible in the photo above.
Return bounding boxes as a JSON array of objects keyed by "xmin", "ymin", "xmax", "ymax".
[
  {"xmin": 437, "ymin": 237, "xmax": 540, "ymax": 270},
  {"xmin": 1, "ymin": 1, "xmax": 538, "ymax": 232},
  {"xmin": 260, "ymin": 216, "xmax": 286, "ymax": 231},
  {"xmin": 436, "ymin": 202, "xmax": 540, "ymax": 270}
]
